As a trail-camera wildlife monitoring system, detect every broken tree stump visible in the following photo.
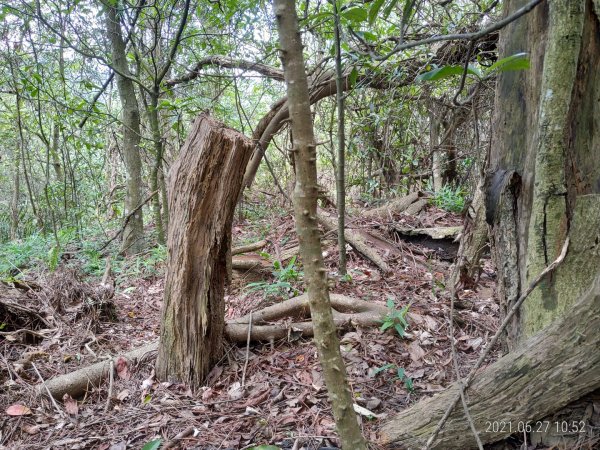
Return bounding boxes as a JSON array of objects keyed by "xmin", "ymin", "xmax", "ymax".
[
  {"xmin": 379, "ymin": 277, "xmax": 600, "ymax": 449},
  {"xmin": 156, "ymin": 114, "xmax": 254, "ymax": 388}
]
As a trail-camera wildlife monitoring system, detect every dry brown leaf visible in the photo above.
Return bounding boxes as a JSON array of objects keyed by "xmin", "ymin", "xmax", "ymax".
[
  {"xmin": 115, "ymin": 356, "xmax": 131, "ymax": 380},
  {"xmin": 63, "ymin": 394, "xmax": 79, "ymax": 416},
  {"xmin": 6, "ymin": 404, "xmax": 32, "ymax": 416},
  {"xmin": 408, "ymin": 341, "xmax": 426, "ymax": 362},
  {"xmin": 116, "ymin": 390, "xmax": 130, "ymax": 401}
]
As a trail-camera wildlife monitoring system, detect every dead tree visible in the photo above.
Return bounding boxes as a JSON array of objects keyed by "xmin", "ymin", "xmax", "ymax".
[{"xmin": 155, "ymin": 114, "xmax": 253, "ymax": 387}]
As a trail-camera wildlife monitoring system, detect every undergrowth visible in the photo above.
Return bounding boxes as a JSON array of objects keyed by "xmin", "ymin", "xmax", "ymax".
[{"xmin": 0, "ymin": 226, "xmax": 167, "ymax": 283}]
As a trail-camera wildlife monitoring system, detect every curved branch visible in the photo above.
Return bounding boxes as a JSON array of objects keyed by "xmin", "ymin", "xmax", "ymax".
[
  {"xmin": 166, "ymin": 56, "xmax": 285, "ymax": 87},
  {"xmin": 372, "ymin": 0, "xmax": 543, "ymax": 62},
  {"xmin": 241, "ymin": 72, "xmax": 401, "ymax": 189}
]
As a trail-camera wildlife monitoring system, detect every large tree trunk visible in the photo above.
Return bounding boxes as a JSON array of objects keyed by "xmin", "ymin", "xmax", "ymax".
[
  {"xmin": 156, "ymin": 114, "xmax": 253, "ymax": 387},
  {"xmin": 487, "ymin": 3, "xmax": 600, "ymax": 445},
  {"xmin": 105, "ymin": 5, "xmax": 144, "ymax": 255},
  {"xmin": 380, "ymin": 1, "xmax": 600, "ymax": 448},
  {"xmin": 489, "ymin": 0, "xmax": 599, "ymax": 345},
  {"xmin": 273, "ymin": 0, "xmax": 368, "ymax": 447},
  {"xmin": 379, "ymin": 277, "xmax": 600, "ymax": 449}
]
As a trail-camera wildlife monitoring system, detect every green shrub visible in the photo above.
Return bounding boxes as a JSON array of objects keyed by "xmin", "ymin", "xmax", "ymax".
[{"xmin": 428, "ymin": 184, "xmax": 466, "ymax": 213}]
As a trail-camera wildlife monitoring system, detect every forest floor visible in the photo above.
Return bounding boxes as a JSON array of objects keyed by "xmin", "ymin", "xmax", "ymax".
[{"xmin": 0, "ymin": 201, "xmax": 507, "ymax": 450}]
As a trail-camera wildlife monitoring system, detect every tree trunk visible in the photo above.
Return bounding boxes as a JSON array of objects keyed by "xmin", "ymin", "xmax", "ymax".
[
  {"xmin": 105, "ymin": 4, "xmax": 144, "ymax": 255},
  {"xmin": 489, "ymin": 0, "xmax": 599, "ymax": 345},
  {"xmin": 148, "ymin": 92, "xmax": 166, "ymax": 245},
  {"xmin": 273, "ymin": 1, "xmax": 368, "ymax": 447},
  {"xmin": 430, "ymin": 107, "xmax": 443, "ymax": 193},
  {"xmin": 10, "ymin": 147, "xmax": 20, "ymax": 240},
  {"xmin": 379, "ymin": 1, "xmax": 600, "ymax": 448},
  {"xmin": 450, "ymin": 177, "xmax": 488, "ymax": 290},
  {"xmin": 333, "ymin": 1, "xmax": 347, "ymax": 275},
  {"xmin": 486, "ymin": 0, "xmax": 599, "ymax": 446},
  {"xmin": 379, "ymin": 277, "xmax": 600, "ymax": 449},
  {"xmin": 156, "ymin": 114, "xmax": 253, "ymax": 387}
]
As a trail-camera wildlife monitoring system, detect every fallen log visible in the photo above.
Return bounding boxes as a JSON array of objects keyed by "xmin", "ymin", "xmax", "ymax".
[
  {"xmin": 231, "ymin": 254, "xmax": 272, "ymax": 271},
  {"xmin": 393, "ymin": 226, "xmax": 462, "ymax": 240},
  {"xmin": 403, "ymin": 198, "xmax": 428, "ymax": 215},
  {"xmin": 379, "ymin": 276, "xmax": 600, "ymax": 449},
  {"xmin": 38, "ymin": 343, "xmax": 159, "ymax": 402},
  {"xmin": 37, "ymin": 294, "xmax": 390, "ymax": 399},
  {"xmin": 231, "ymin": 239, "xmax": 268, "ymax": 256},
  {"xmin": 317, "ymin": 209, "xmax": 393, "ymax": 274},
  {"xmin": 362, "ymin": 191, "xmax": 424, "ymax": 219}
]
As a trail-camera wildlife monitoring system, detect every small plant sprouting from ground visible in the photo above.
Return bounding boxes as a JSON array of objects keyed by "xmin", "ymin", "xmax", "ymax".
[
  {"xmin": 245, "ymin": 255, "xmax": 302, "ymax": 300},
  {"xmin": 272, "ymin": 255, "xmax": 301, "ymax": 283},
  {"xmin": 372, "ymin": 363, "xmax": 414, "ymax": 392},
  {"xmin": 380, "ymin": 298, "xmax": 410, "ymax": 337}
]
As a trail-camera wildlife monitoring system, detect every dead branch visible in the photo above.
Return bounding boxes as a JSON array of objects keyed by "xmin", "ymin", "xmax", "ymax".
[
  {"xmin": 232, "ymin": 239, "xmax": 268, "ymax": 256},
  {"xmin": 317, "ymin": 210, "xmax": 392, "ymax": 274},
  {"xmin": 362, "ymin": 191, "xmax": 424, "ymax": 219}
]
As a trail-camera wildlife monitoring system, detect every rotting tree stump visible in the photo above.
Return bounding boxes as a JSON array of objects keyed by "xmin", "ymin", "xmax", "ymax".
[{"xmin": 156, "ymin": 114, "xmax": 254, "ymax": 388}]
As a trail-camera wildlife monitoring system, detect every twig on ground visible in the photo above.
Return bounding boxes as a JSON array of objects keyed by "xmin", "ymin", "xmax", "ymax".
[
  {"xmin": 104, "ymin": 360, "xmax": 114, "ymax": 413},
  {"xmin": 241, "ymin": 312, "xmax": 253, "ymax": 388},
  {"xmin": 164, "ymin": 426, "xmax": 195, "ymax": 449},
  {"xmin": 32, "ymin": 362, "xmax": 65, "ymax": 418}
]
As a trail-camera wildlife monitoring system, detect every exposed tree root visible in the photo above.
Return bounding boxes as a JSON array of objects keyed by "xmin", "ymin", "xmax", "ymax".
[
  {"xmin": 226, "ymin": 293, "xmax": 389, "ymax": 341},
  {"xmin": 231, "ymin": 239, "xmax": 268, "ymax": 256},
  {"xmin": 35, "ymin": 294, "xmax": 389, "ymax": 399}
]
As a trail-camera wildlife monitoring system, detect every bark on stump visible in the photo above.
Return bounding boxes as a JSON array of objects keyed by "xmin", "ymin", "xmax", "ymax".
[{"xmin": 156, "ymin": 114, "xmax": 253, "ymax": 387}]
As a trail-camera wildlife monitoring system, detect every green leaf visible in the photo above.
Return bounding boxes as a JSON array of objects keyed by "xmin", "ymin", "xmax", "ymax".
[
  {"xmin": 380, "ymin": 321, "xmax": 393, "ymax": 331},
  {"xmin": 369, "ymin": 0, "xmax": 386, "ymax": 25},
  {"xmin": 486, "ymin": 52, "xmax": 530, "ymax": 74},
  {"xmin": 394, "ymin": 323, "xmax": 405, "ymax": 336},
  {"xmin": 416, "ymin": 64, "xmax": 481, "ymax": 82},
  {"xmin": 353, "ymin": 30, "xmax": 377, "ymax": 42},
  {"xmin": 309, "ymin": 11, "xmax": 332, "ymax": 22},
  {"xmin": 372, "ymin": 363, "xmax": 395, "ymax": 375},
  {"xmin": 386, "ymin": 298, "xmax": 395, "ymax": 309},
  {"xmin": 141, "ymin": 440, "xmax": 162, "ymax": 450},
  {"xmin": 396, "ymin": 367, "xmax": 406, "ymax": 380},
  {"xmin": 349, "ymin": 67, "xmax": 359, "ymax": 87},
  {"xmin": 383, "ymin": 0, "xmax": 400, "ymax": 18},
  {"xmin": 401, "ymin": 0, "xmax": 416, "ymax": 25},
  {"xmin": 399, "ymin": 316, "xmax": 408, "ymax": 328},
  {"xmin": 341, "ymin": 6, "xmax": 368, "ymax": 23}
]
